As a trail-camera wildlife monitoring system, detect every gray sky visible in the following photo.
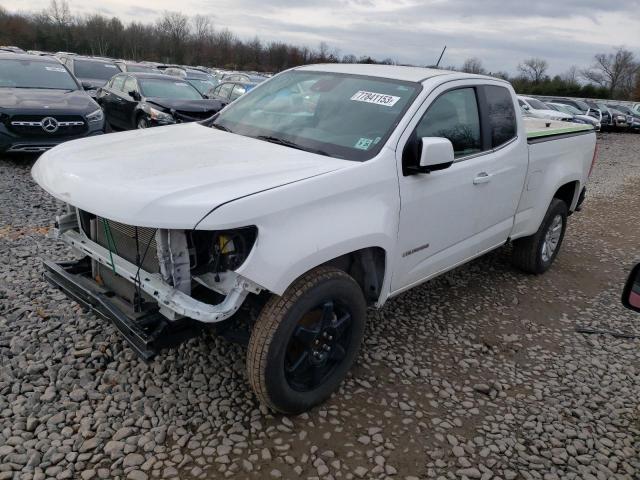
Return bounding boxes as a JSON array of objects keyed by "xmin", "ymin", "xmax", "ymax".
[{"xmin": 4, "ymin": 0, "xmax": 640, "ymax": 74}]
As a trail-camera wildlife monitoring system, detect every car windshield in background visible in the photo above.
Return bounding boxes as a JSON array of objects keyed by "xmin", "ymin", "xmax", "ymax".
[
  {"xmin": 612, "ymin": 105, "xmax": 632, "ymax": 115},
  {"xmin": 212, "ymin": 71, "xmax": 420, "ymax": 161},
  {"xmin": 0, "ymin": 59, "xmax": 78, "ymax": 90},
  {"xmin": 74, "ymin": 59, "xmax": 119, "ymax": 80},
  {"xmin": 139, "ymin": 78, "xmax": 203, "ymax": 99},
  {"xmin": 527, "ymin": 98, "xmax": 549, "ymax": 110},
  {"xmin": 562, "ymin": 104, "xmax": 582, "ymax": 115},
  {"xmin": 188, "ymin": 79, "xmax": 218, "ymax": 95},
  {"xmin": 553, "ymin": 104, "xmax": 574, "ymax": 115},
  {"xmin": 185, "ymin": 71, "xmax": 209, "ymax": 80}
]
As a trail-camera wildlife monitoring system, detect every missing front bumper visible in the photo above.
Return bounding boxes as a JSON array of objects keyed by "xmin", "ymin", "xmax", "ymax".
[
  {"xmin": 43, "ymin": 258, "xmax": 204, "ymax": 360},
  {"xmin": 58, "ymin": 229, "xmax": 257, "ymax": 323}
]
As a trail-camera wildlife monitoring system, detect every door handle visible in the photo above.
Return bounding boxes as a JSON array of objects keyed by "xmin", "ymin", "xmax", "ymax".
[{"xmin": 473, "ymin": 172, "xmax": 492, "ymax": 185}]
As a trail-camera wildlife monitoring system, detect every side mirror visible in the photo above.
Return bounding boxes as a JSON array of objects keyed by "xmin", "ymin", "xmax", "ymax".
[
  {"xmin": 622, "ymin": 263, "xmax": 640, "ymax": 313},
  {"xmin": 407, "ymin": 137, "xmax": 454, "ymax": 174},
  {"xmin": 129, "ymin": 90, "xmax": 140, "ymax": 101},
  {"xmin": 81, "ymin": 81, "xmax": 92, "ymax": 90},
  {"xmin": 522, "ymin": 104, "xmax": 530, "ymax": 110}
]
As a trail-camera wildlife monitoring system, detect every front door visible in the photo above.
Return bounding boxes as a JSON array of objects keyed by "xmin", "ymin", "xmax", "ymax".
[{"xmin": 391, "ymin": 82, "xmax": 526, "ymax": 293}]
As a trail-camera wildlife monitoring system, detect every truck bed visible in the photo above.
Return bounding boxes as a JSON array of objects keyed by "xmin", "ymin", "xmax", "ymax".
[{"xmin": 524, "ymin": 118, "xmax": 594, "ymax": 141}]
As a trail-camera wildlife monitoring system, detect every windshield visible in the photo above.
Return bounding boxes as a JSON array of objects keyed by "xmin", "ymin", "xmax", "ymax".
[
  {"xmin": 526, "ymin": 98, "xmax": 549, "ymax": 110},
  {"xmin": 185, "ymin": 71, "xmax": 209, "ymax": 80},
  {"xmin": 139, "ymin": 78, "xmax": 203, "ymax": 99},
  {"xmin": 612, "ymin": 105, "xmax": 631, "ymax": 114},
  {"xmin": 0, "ymin": 59, "xmax": 78, "ymax": 90},
  {"xmin": 74, "ymin": 59, "xmax": 119, "ymax": 80},
  {"xmin": 188, "ymin": 79, "xmax": 218, "ymax": 95},
  {"xmin": 212, "ymin": 70, "xmax": 420, "ymax": 161},
  {"xmin": 557, "ymin": 104, "xmax": 580, "ymax": 115}
]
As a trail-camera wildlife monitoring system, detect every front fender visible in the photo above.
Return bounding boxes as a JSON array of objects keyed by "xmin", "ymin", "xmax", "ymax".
[{"xmin": 196, "ymin": 153, "xmax": 400, "ymax": 299}]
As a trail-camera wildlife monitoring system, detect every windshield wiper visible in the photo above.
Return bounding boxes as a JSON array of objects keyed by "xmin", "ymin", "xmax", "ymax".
[
  {"xmin": 212, "ymin": 123, "xmax": 233, "ymax": 133},
  {"xmin": 256, "ymin": 135, "xmax": 329, "ymax": 156}
]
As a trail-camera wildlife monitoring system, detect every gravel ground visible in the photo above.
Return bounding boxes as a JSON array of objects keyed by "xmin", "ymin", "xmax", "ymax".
[{"xmin": 1, "ymin": 132, "xmax": 639, "ymax": 480}]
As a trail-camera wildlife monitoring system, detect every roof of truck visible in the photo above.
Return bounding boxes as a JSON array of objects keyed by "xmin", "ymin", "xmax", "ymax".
[{"xmin": 295, "ymin": 63, "xmax": 474, "ymax": 83}]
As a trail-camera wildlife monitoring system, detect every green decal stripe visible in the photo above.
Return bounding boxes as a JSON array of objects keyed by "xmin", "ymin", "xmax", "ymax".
[{"xmin": 527, "ymin": 125, "xmax": 593, "ymax": 139}]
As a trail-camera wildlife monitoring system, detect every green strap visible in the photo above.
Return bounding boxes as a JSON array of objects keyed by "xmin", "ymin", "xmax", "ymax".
[{"xmin": 101, "ymin": 218, "xmax": 118, "ymax": 274}]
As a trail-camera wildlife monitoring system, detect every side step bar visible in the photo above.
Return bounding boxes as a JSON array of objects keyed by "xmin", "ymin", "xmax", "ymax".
[{"xmin": 43, "ymin": 259, "xmax": 203, "ymax": 361}]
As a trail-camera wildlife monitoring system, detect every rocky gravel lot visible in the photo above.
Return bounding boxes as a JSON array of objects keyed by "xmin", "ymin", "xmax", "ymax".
[{"xmin": 1, "ymin": 132, "xmax": 639, "ymax": 480}]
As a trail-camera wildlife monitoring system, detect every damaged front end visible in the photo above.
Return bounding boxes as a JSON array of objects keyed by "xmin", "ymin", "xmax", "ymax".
[{"xmin": 44, "ymin": 205, "xmax": 262, "ymax": 359}]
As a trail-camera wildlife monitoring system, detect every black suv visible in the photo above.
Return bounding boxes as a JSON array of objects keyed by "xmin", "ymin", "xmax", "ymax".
[
  {"xmin": 0, "ymin": 53, "xmax": 105, "ymax": 153},
  {"xmin": 56, "ymin": 54, "xmax": 120, "ymax": 97}
]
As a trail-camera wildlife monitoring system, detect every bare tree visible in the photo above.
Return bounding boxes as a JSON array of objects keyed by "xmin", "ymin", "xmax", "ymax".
[
  {"xmin": 561, "ymin": 65, "xmax": 579, "ymax": 85},
  {"xmin": 487, "ymin": 71, "xmax": 509, "ymax": 80},
  {"xmin": 316, "ymin": 42, "xmax": 330, "ymax": 62},
  {"xmin": 342, "ymin": 54, "xmax": 357, "ymax": 63},
  {"xmin": 46, "ymin": 0, "xmax": 72, "ymax": 28},
  {"xmin": 581, "ymin": 47, "xmax": 638, "ymax": 97},
  {"xmin": 45, "ymin": 0, "xmax": 73, "ymax": 49},
  {"xmin": 633, "ymin": 71, "xmax": 640, "ymax": 101},
  {"xmin": 461, "ymin": 57, "xmax": 486, "ymax": 74},
  {"xmin": 193, "ymin": 15, "xmax": 212, "ymax": 43},
  {"xmin": 518, "ymin": 57, "xmax": 549, "ymax": 83},
  {"xmin": 156, "ymin": 11, "xmax": 190, "ymax": 62}
]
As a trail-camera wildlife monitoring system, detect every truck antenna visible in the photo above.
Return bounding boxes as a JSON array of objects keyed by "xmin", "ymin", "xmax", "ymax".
[{"xmin": 435, "ymin": 46, "xmax": 447, "ymax": 68}]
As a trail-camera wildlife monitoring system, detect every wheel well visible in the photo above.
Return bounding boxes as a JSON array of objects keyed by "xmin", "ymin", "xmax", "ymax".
[
  {"xmin": 321, "ymin": 247, "xmax": 386, "ymax": 304},
  {"xmin": 553, "ymin": 181, "xmax": 579, "ymax": 211}
]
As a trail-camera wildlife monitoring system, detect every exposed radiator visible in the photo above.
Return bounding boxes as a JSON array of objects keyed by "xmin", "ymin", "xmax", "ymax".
[{"xmin": 94, "ymin": 217, "xmax": 159, "ymax": 273}]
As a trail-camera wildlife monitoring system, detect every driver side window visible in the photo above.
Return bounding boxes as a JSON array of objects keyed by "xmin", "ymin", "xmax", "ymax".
[
  {"xmin": 111, "ymin": 75, "xmax": 125, "ymax": 92},
  {"xmin": 414, "ymin": 88, "xmax": 482, "ymax": 158},
  {"xmin": 123, "ymin": 77, "xmax": 137, "ymax": 97}
]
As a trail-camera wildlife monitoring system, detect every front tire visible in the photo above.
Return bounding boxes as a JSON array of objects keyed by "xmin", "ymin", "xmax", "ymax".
[
  {"xmin": 137, "ymin": 116, "xmax": 148, "ymax": 129},
  {"xmin": 512, "ymin": 198, "xmax": 568, "ymax": 274},
  {"xmin": 247, "ymin": 266, "xmax": 367, "ymax": 414}
]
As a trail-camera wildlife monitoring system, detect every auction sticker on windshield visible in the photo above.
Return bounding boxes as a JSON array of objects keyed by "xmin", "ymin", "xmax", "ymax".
[{"xmin": 350, "ymin": 90, "xmax": 401, "ymax": 107}]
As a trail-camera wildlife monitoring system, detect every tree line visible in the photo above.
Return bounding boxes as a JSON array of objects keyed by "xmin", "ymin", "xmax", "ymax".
[
  {"xmin": 1, "ymin": 1, "xmax": 638, "ymax": 101},
  {"xmin": 0, "ymin": 1, "xmax": 391, "ymax": 72},
  {"xmin": 459, "ymin": 54, "xmax": 639, "ymax": 101}
]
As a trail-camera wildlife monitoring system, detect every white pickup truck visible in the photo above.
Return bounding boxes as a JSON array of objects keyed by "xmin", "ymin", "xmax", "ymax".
[{"xmin": 32, "ymin": 64, "xmax": 597, "ymax": 413}]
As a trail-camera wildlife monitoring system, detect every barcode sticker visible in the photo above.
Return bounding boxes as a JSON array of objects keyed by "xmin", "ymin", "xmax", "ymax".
[{"xmin": 350, "ymin": 90, "xmax": 400, "ymax": 107}]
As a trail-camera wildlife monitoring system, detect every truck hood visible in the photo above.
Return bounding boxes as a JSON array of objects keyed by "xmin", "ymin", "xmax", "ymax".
[{"xmin": 32, "ymin": 123, "xmax": 350, "ymax": 228}]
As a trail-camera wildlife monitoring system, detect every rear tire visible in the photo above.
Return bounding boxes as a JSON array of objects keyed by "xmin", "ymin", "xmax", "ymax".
[
  {"xmin": 512, "ymin": 198, "xmax": 568, "ymax": 274},
  {"xmin": 247, "ymin": 266, "xmax": 367, "ymax": 414}
]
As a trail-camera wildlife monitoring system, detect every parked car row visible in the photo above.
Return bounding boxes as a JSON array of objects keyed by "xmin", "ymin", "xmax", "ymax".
[
  {"xmin": 0, "ymin": 49, "xmax": 271, "ymax": 153},
  {"xmin": 97, "ymin": 72, "xmax": 225, "ymax": 130},
  {"xmin": 526, "ymin": 95, "xmax": 640, "ymax": 133}
]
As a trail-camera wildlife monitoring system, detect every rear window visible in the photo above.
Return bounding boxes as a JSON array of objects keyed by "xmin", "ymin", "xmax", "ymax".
[
  {"xmin": 139, "ymin": 78, "xmax": 203, "ymax": 100},
  {"xmin": 74, "ymin": 59, "xmax": 119, "ymax": 80},
  {"xmin": 484, "ymin": 86, "xmax": 517, "ymax": 148},
  {"xmin": 0, "ymin": 59, "xmax": 78, "ymax": 90}
]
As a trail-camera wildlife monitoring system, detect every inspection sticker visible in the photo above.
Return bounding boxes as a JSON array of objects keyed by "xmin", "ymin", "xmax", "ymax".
[
  {"xmin": 350, "ymin": 90, "xmax": 400, "ymax": 107},
  {"xmin": 354, "ymin": 137, "xmax": 373, "ymax": 150}
]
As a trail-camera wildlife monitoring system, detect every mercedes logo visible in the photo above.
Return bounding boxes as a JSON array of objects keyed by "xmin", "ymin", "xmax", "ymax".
[{"xmin": 41, "ymin": 117, "xmax": 59, "ymax": 133}]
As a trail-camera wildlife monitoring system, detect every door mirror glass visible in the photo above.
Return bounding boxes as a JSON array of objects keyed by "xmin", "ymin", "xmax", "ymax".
[
  {"xmin": 129, "ymin": 90, "xmax": 140, "ymax": 101},
  {"xmin": 622, "ymin": 263, "xmax": 640, "ymax": 313},
  {"xmin": 416, "ymin": 137, "xmax": 454, "ymax": 173}
]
